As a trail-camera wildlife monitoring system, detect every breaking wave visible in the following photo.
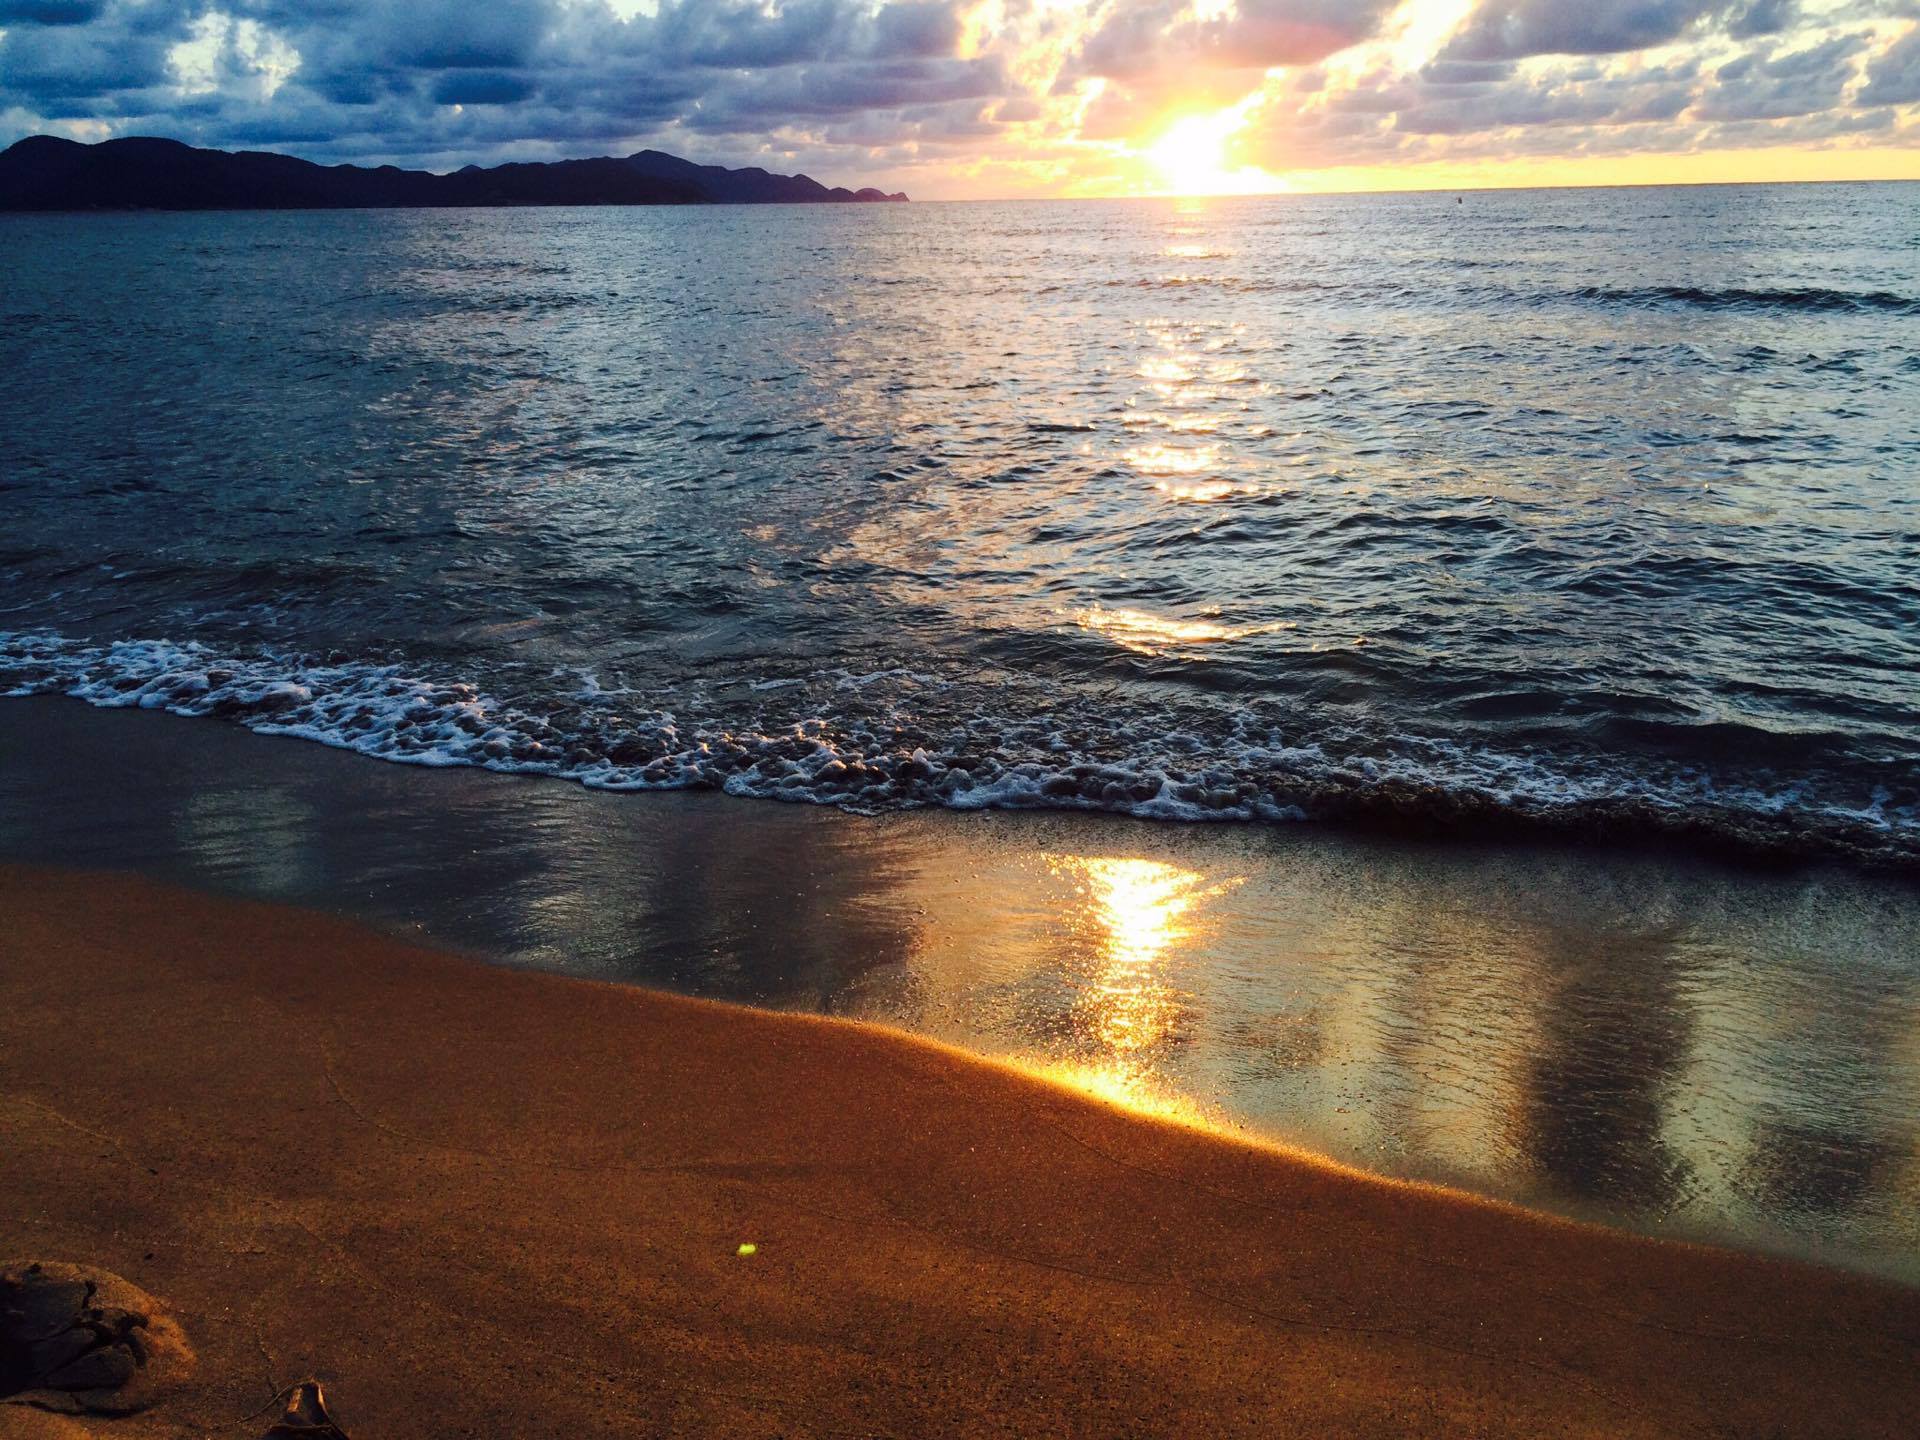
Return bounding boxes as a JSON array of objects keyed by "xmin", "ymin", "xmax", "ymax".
[{"xmin": 4, "ymin": 631, "xmax": 1912, "ymax": 870}]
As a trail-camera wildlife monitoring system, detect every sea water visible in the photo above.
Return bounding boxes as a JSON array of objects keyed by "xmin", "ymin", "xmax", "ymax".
[{"xmin": 3, "ymin": 184, "xmax": 1916, "ymax": 864}]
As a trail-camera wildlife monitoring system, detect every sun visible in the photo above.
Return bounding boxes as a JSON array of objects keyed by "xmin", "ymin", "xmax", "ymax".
[{"xmin": 1142, "ymin": 109, "xmax": 1277, "ymax": 197}]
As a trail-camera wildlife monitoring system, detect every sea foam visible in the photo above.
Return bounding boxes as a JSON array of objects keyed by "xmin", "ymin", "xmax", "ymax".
[{"xmin": 4, "ymin": 630, "xmax": 1911, "ymax": 868}]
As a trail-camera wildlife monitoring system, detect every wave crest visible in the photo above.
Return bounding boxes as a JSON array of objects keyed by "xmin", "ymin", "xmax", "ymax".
[{"xmin": 3, "ymin": 631, "xmax": 1913, "ymax": 871}]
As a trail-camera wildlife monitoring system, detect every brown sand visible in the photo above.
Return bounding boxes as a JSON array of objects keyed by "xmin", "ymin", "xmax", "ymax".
[{"xmin": 1, "ymin": 866, "xmax": 1915, "ymax": 1439}]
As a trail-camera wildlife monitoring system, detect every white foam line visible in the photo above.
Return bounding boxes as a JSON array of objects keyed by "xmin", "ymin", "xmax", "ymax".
[{"xmin": 1, "ymin": 629, "xmax": 1910, "ymax": 861}]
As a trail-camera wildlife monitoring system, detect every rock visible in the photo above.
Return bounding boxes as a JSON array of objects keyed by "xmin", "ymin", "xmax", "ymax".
[
  {"xmin": 24, "ymin": 1333, "xmax": 96, "ymax": 1379},
  {"xmin": 0, "ymin": 1278, "xmax": 89, "ymax": 1346},
  {"xmin": 38, "ymin": 1350, "xmax": 134, "ymax": 1396},
  {"xmin": 0, "ymin": 1262, "xmax": 194, "ymax": 1417},
  {"xmin": 262, "ymin": 1379, "xmax": 350, "ymax": 1438}
]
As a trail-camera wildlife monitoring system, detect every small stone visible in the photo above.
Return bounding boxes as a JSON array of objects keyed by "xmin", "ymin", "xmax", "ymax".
[{"xmin": 262, "ymin": 1379, "xmax": 351, "ymax": 1439}]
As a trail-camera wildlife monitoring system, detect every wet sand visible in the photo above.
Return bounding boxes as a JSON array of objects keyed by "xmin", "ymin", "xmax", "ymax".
[
  {"xmin": 2, "ymin": 866, "xmax": 1917, "ymax": 1438},
  {"xmin": 7, "ymin": 699, "xmax": 1920, "ymax": 1277}
]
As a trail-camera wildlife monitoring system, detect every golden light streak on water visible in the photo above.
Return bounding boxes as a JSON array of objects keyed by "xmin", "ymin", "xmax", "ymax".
[
  {"xmin": 1074, "ymin": 605, "xmax": 1295, "ymax": 652},
  {"xmin": 1123, "ymin": 442, "xmax": 1219, "ymax": 474},
  {"xmin": 1138, "ymin": 356, "xmax": 1195, "ymax": 386},
  {"xmin": 1155, "ymin": 479, "xmax": 1243, "ymax": 503},
  {"xmin": 1120, "ymin": 409, "xmax": 1222, "ymax": 434},
  {"xmin": 1020, "ymin": 856, "xmax": 1247, "ymax": 1120}
]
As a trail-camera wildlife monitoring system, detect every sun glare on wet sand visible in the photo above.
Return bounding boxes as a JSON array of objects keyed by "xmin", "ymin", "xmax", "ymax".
[{"xmin": 1017, "ymin": 855, "xmax": 1245, "ymax": 1124}]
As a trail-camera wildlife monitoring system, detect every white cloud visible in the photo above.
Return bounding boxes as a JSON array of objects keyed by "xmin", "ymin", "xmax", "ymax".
[{"xmin": 168, "ymin": 10, "xmax": 299, "ymax": 101}]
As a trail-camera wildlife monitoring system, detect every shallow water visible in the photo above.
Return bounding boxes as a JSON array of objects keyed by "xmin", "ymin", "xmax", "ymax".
[
  {"xmin": 3, "ymin": 186, "xmax": 1917, "ymax": 863},
  {"xmin": 5, "ymin": 702, "xmax": 1916, "ymax": 1281}
]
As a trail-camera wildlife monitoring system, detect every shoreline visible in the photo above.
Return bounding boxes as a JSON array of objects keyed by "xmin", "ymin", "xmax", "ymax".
[
  {"xmin": 4, "ymin": 696, "xmax": 1919, "ymax": 1283},
  {"xmin": 6, "ymin": 641, "xmax": 1914, "ymax": 876},
  {"xmin": 4, "ymin": 864, "xmax": 1918, "ymax": 1438}
]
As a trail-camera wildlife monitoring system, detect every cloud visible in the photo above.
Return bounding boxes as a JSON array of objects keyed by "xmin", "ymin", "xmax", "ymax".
[
  {"xmin": 0, "ymin": 0, "xmax": 1009, "ymax": 172},
  {"xmin": 870, "ymin": 0, "xmax": 963, "ymax": 58},
  {"xmin": 1728, "ymin": 0, "xmax": 1799, "ymax": 39},
  {"xmin": 0, "ymin": 0, "xmax": 1914, "ymax": 193},
  {"xmin": 1695, "ymin": 31, "xmax": 1868, "ymax": 120},
  {"xmin": 1441, "ymin": 0, "xmax": 1725, "ymax": 61},
  {"xmin": 1235, "ymin": 0, "xmax": 1918, "ymax": 176},
  {"xmin": 1072, "ymin": 0, "xmax": 1399, "ymax": 82},
  {"xmin": 429, "ymin": 70, "xmax": 536, "ymax": 107},
  {"xmin": 0, "ymin": 0, "xmax": 105, "ymax": 24},
  {"xmin": 1860, "ymin": 24, "xmax": 1920, "ymax": 104},
  {"xmin": 1389, "ymin": 60, "xmax": 1699, "ymax": 134}
]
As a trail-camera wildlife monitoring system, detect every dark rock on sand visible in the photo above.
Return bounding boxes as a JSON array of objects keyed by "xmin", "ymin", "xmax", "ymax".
[
  {"xmin": 0, "ymin": 1262, "xmax": 194, "ymax": 1417},
  {"xmin": 262, "ymin": 1380, "xmax": 350, "ymax": 1439}
]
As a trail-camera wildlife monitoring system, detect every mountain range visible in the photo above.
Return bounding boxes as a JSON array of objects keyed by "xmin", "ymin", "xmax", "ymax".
[{"xmin": 0, "ymin": 136, "xmax": 908, "ymax": 211}]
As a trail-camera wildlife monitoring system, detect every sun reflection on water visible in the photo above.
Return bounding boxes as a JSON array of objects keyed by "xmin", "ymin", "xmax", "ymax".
[
  {"xmin": 1074, "ymin": 604, "xmax": 1295, "ymax": 653},
  {"xmin": 1121, "ymin": 409, "xmax": 1220, "ymax": 434},
  {"xmin": 1123, "ymin": 442, "xmax": 1219, "ymax": 474},
  {"xmin": 1026, "ymin": 856, "xmax": 1245, "ymax": 1120},
  {"xmin": 1155, "ymin": 479, "xmax": 1244, "ymax": 503}
]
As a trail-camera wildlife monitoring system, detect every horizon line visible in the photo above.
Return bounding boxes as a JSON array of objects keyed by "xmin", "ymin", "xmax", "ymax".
[{"xmin": 8, "ymin": 131, "xmax": 1918, "ymax": 207}]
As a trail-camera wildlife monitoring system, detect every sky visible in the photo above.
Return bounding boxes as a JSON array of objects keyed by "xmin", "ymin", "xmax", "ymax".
[{"xmin": 1, "ymin": 0, "xmax": 1916, "ymax": 198}]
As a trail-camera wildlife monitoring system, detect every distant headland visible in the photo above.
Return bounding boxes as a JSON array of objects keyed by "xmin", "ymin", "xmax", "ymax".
[{"xmin": 0, "ymin": 135, "xmax": 908, "ymax": 211}]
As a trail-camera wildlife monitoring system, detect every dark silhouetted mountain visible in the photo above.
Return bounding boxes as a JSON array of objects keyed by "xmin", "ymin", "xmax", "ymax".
[
  {"xmin": 623, "ymin": 149, "xmax": 905, "ymax": 204},
  {"xmin": 0, "ymin": 135, "xmax": 908, "ymax": 211}
]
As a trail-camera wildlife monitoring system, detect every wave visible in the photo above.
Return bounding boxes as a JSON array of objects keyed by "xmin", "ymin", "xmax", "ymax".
[
  {"xmin": 1024, "ymin": 275, "xmax": 1920, "ymax": 318},
  {"xmin": 1570, "ymin": 284, "xmax": 1920, "ymax": 316},
  {"xmin": 3, "ymin": 631, "xmax": 1913, "ymax": 871}
]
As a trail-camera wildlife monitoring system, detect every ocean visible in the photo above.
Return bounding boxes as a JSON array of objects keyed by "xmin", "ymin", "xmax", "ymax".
[{"xmin": 3, "ymin": 183, "xmax": 1916, "ymax": 865}]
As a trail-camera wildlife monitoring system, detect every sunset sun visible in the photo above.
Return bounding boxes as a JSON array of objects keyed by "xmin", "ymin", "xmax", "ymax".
[
  {"xmin": 1142, "ymin": 107, "xmax": 1281, "ymax": 197},
  {"xmin": 1145, "ymin": 111, "xmax": 1238, "ymax": 195}
]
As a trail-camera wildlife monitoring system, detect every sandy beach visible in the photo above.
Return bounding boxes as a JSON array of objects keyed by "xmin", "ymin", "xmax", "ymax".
[
  {"xmin": 8, "ymin": 699, "xmax": 1919, "ymax": 1280},
  {"xmin": 3, "ymin": 864, "xmax": 1917, "ymax": 1438}
]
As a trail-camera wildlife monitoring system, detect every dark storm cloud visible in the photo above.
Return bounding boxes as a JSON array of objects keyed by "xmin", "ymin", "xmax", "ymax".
[
  {"xmin": 0, "ymin": 4, "xmax": 175, "ymax": 105},
  {"xmin": 430, "ymin": 71, "xmax": 538, "ymax": 107},
  {"xmin": 1695, "ymin": 31, "xmax": 1868, "ymax": 119},
  {"xmin": 1436, "ymin": 0, "xmax": 1837, "ymax": 61},
  {"xmin": 338, "ymin": 1, "xmax": 550, "ymax": 71},
  {"xmin": 1860, "ymin": 25, "xmax": 1920, "ymax": 104},
  {"xmin": 0, "ymin": 0, "xmax": 104, "ymax": 23},
  {"xmin": 0, "ymin": 0, "xmax": 998, "ymax": 164}
]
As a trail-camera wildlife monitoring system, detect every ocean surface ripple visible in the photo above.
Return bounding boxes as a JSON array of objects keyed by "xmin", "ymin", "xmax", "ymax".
[{"xmin": 2, "ymin": 185, "xmax": 1916, "ymax": 866}]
